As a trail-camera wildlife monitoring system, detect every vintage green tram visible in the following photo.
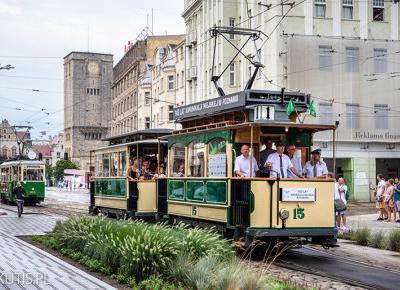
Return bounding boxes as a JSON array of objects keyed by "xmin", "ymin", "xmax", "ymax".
[
  {"xmin": 91, "ymin": 90, "xmax": 338, "ymax": 246},
  {"xmin": 0, "ymin": 160, "xmax": 46, "ymax": 204}
]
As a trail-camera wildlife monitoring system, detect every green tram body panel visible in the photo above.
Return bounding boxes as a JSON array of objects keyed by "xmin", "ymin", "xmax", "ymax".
[
  {"xmin": 0, "ymin": 181, "xmax": 45, "ymax": 202},
  {"xmin": 95, "ymin": 178, "xmax": 127, "ymax": 198},
  {"xmin": 168, "ymin": 179, "xmax": 228, "ymax": 205}
]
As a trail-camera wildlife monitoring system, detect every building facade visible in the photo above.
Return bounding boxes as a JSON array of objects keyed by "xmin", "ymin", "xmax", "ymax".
[
  {"xmin": 49, "ymin": 134, "xmax": 64, "ymax": 167},
  {"xmin": 183, "ymin": 0, "xmax": 400, "ymax": 201},
  {"xmin": 111, "ymin": 35, "xmax": 185, "ymax": 137},
  {"xmin": 0, "ymin": 119, "xmax": 18, "ymax": 160},
  {"xmin": 63, "ymin": 52, "xmax": 113, "ymax": 171}
]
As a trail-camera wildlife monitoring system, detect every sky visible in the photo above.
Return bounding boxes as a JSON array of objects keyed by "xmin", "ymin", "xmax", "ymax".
[{"xmin": 0, "ymin": 0, "xmax": 185, "ymax": 139}]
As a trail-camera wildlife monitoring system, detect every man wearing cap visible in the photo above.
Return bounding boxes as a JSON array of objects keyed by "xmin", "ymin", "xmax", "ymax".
[
  {"xmin": 286, "ymin": 144, "xmax": 303, "ymax": 178},
  {"xmin": 234, "ymin": 144, "xmax": 259, "ymax": 178},
  {"xmin": 265, "ymin": 141, "xmax": 302, "ymax": 178},
  {"xmin": 303, "ymin": 148, "xmax": 328, "ymax": 178},
  {"xmin": 259, "ymin": 139, "xmax": 275, "ymax": 178}
]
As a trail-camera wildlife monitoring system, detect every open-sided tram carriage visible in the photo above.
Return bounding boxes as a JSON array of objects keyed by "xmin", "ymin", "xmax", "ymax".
[
  {"xmin": 90, "ymin": 89, "xmax": 338, "ymax": 247},
  {"xmin": 0, "ymin": 160, "xmax": 46, "ymax": 205}
]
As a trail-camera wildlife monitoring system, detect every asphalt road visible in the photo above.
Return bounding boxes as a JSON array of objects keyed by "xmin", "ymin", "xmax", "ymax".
[{"xmin": 276, "ymin": 247, "xmax": 400, "ymax": 290}]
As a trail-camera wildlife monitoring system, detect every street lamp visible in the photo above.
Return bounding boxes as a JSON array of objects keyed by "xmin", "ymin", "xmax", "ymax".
[{"xmin": 0, "ymin": 64, "xmax": 15, "ymax": 70}]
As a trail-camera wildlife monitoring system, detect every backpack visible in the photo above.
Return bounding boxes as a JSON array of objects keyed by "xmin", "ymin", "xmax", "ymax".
[{"xmin": 345, "ymin": 189, "xmax": 350, "ymax": 201}]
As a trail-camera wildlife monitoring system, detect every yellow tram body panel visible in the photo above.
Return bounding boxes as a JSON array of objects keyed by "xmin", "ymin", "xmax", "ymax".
[
  {"xmin": 250, "ymin": 179, "xmax": 335, "ymax": 229},
  {"xmin": 95, "ymin": 196, "xmax": 127, "ymax": 210},
  {"xmin": 168, "ymin": 201, "xmax": 228, "ymax": 223},
  {"xmin": 137, "ymin": 181, "xmax": 157, "ymax": 213}
]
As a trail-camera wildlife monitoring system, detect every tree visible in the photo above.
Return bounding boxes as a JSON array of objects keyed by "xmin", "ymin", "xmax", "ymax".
[{"xmin": 52, "ymin": 159, "xmax": 79, "ymax": 180}]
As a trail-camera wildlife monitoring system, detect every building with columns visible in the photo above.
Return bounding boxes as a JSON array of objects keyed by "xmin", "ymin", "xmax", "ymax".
[{"xmin": 183, "ymin": 0, "xmax": 400, "ymax": 201}]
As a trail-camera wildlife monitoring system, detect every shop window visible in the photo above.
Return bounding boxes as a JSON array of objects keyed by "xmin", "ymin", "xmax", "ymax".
[
  {"xmin": 188, "ymin": 141, "xmax": 205, "ymax": 177},
  {"xmin": 207, "ymin": 138, "xmax": 227, "ymax": 177},
  {"xmin": 170, "ymin": 143, "xmax": 185, "ymax": 177}
]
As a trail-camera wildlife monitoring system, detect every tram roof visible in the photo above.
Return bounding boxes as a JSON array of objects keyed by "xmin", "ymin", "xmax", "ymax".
[
  {"xmin": 102, "ymin": 129, "xmax": 172, "ymax": 142},
  {"xmin": 94, "ymin": 139, "xmax": 167, "ymax": 152},
  {"xmin": 0, "ymin": 160, "xmax": 45, "ymax": 167},
  {"xmin": 163, "ymin": 121, "xmax": 336, "ymax": 139}
]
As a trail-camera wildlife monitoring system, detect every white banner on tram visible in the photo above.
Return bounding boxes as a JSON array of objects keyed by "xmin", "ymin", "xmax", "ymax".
[{"xmin": 280, "ymin": 188, "xmax": 316, "ymax": 202}]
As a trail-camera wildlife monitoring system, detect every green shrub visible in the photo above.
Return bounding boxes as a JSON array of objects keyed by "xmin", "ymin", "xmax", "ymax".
[
  {"xmin": 186, "ymin": 255, "xmax": 220, "ymax": 290},
  {"xmin": 134, "ymin": 275, "xmax": 183, "ymax": 290},
  {"xmin": 369, "ymin": 231, "xmax": 385, "ymax": 249},
  {"xmin": 164, "ymin": 253, "xmax": 195, "ymax": 283},
  {"xmin": 353, "ymin": 227, "xmax": 371, "ymax": 246},
  {"xmin": 386, "ymin": 229, "xmax": 400, "ymax": 251}
]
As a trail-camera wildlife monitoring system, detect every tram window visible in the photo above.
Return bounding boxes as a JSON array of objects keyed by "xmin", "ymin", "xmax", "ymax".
[
  {"xmin": 102, "ymin": 153, "xmax": 110, "ymax": 177},
  {"xmin": 111, "ymin": 153, "xmax": 118, "ymax": 176},
  {"xmin": 12, "ymin": 166, "xmax": 19, "ymax": 180},
  {"xmin": 188, "ymin": 141, "xmax": 205, "ymax": 178},
  {"xmin": 95, "ymin": 154, "xmax": 103, "ymax": 177},
  {"xmin": 120, "ymin": 152, "xmax": 127, "ymax": 177},
  {"xmin": 23, "ymin": 168, "xmax": 43, "ymax": 181},
  {"xmin": 207, "ymin": 138, "xmax": 227, "ymax": 177},
  {"xmin": 170, "ymin": 143, "xmax": 185, "ymax": 177}
]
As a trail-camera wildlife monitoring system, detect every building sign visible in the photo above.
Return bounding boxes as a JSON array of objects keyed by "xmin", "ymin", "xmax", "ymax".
[
  {"xmin": 355, "ymin": 131, "xmax": 400, "ymax": 140},
  {"xmin": 208, "ymin": 154, "xmax": 226, "ymax": 177},
  {"xmin": 280, "ymin": 188, "xmax": 316, "ymax": 202},
  {"xmin": 174, "ymin": 93, "xmax": 246, "ymax": 120}
]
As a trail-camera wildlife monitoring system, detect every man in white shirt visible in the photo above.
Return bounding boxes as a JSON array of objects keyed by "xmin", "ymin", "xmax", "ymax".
[
  {"xmin": 335, "ymin": 177, "xmax": 348, "ymax": 230},
  {"xmin": 375, "ymin": 174, "xmax": 387, "ymax": 221},
  {"xmin": 303, "ymin": 148, "xmax": 328, "ymax": 178},
  {"xmin": 286, "ymin": 144, "xmax": 303, "ymax": 178},
  {"xmin": 265, "ymin": 141, "xmax": 302, "ymax": 178},
  {"xmin": 234, "ymin": 144, "xmax": 259, "ymax": 178}
]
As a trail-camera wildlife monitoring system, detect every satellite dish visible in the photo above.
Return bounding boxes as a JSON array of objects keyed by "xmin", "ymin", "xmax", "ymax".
[{"xmin": 28, "ymin": 151, "xmax": 36, "ymax": 160}]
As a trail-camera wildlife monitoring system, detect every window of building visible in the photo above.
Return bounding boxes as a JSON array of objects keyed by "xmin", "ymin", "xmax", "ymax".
[
  {"xmin": 90, "ymin": 88, "xmax": 93, "ymax": 95},
  {"xmin": 160, "ymin": 77, "xmax": 164, "ymax": 91},
  {"xmin": 345, "ymin": 47, "xmax": 359, "ymax": 72},
  {"xmin": 145, "ymin": 92, "xmax": 150, "ymax": 105},
  {"xmin": 188, "ymin": 141, "xmax": 205, "ymax": 177},
  {"xmin": 375, "ymin": 104, "xmax": 388, "ymax": 129},
  {"xmin": 11, "ymin": 147, "xmax": 17, "ymax": 156},
  {"xmin": 56, "ymin": 152, "xmax": 60, "ymax": 158},
  {"xmin": 342, "ymin": 0, "xmax": 353, "ymax": 20},
  {"xmin": 145, "ymin": 117, "xmax": 150, "ymax": 129},
  {"xmin": 168, "ymin": 75, "xmax": 175, "ymax": 90},
  {"xmin": 374, "ymin": 48, "xmax": 387, "ymax": 73},
  {"xmin": 168, "ymin": 105, "xmax": 174, "ymax": 121},
  {"xmin": 319, "ymin": 45, "xmax": 332, "ymax": 71},
  {"xmin": 229, "ymin": 17, "xmax": 235, "ymax": 39},
  {"xmin": 346, "ymin": 103, "xmax": 360, "ymax": 129},
  {"xmin": 373, "ymin": 0, "xmax": 384, "ymax": 21},
  {"xmin": 229, "ymin": 63, "xmax": 235, "ymax": 86},
  {"xmin": 314, "ymin": 0, "xmax": 326, "ymax": 18},
  {"xmin": 319, "ymin": 103, "xmax": 333, "ymax": 125},
  {"xmin": 87, "ymin": 88, "xmax": 90, "ymax": 94}
]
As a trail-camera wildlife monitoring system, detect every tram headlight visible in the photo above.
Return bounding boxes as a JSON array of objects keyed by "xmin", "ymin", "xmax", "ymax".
[{"xmin": 279, "ymin": 208, "xmax": 290, "ymax": 220}]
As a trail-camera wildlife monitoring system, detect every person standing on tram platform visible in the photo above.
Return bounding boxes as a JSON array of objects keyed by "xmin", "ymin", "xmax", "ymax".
[
  {"xmin": 259, "ymin": 139, "xmax": 275, "ymax": 178},
  {"xmin": 303, "ymin": 148, "xmax": 328, "ymax": 178},
  {"xmin": 234, "ymin": 144, "xmax": 259, "ymax": 178},
  {"xmin": 265, "ymin": 141, "xmax": 302, "ymax": 178},
  {"xmin": 286, "ymin": 144, "xmax": 303, "ymax": 178}
]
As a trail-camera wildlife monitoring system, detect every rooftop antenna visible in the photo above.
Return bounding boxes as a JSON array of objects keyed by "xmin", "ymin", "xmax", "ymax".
[{"xmin": 209, "ymin": 26, "xmax": 267, "ymax": 97}]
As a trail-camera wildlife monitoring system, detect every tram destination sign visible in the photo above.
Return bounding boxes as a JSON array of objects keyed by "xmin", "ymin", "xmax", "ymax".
[
  {"xmin": 280, "ymin": 188, "xmax": 316, "ymax": 202},
  {"xmin": 174, "ymin": 93, "xmax": 246, "ymax": 120}
]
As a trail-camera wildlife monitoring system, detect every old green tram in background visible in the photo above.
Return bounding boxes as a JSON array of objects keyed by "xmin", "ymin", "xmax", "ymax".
[
  {"xmin": 90, "ymin": 90, "xmax": 338, "ymax": 247},
  {"xmin": 0, "ymin": 160, "xmax": 46, "ymax": 204}
]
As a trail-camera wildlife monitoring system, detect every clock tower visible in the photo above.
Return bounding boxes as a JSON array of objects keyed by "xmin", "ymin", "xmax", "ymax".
[{"xmin": 63, "ymin": 52, "xmax": 113, "ymax": 171}]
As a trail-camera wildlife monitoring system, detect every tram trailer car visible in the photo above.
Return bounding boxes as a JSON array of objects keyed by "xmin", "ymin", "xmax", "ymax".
[
  {"xmin": 0, "ymin": 160, "xmax": 46, "ymax": 205},
  {"xmin": 90, "ymin": 90, "xmax": 338, "ymax": 247}
]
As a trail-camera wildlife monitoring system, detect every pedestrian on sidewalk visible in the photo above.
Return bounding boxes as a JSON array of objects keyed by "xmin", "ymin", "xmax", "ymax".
[
  {"xmin": 385, "ymin": 179, "xmax": 396, "ymax": 222},
  {"xmin": 335, "ymin": 177, "xmax": 348, "ymax": 231},
  {"xmin": 393, "ymin": 178, "xmax": 400, "ymax": 222},
  {"xmin": 375, "ymin": 174, "xmax": 387, "ymax": 221},
  {"xmin": 12, "ymin": 182, "xmax": 25, "ymax": 218}
]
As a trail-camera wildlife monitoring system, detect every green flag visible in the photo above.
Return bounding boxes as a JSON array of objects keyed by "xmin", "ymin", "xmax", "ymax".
[
  {"xmin": 286, "ymin": 99, "xmax": 295, "ymax": 117},
  {"xmin": 309, "ymin": 100, "xmax": 317, "ymax": 117}
]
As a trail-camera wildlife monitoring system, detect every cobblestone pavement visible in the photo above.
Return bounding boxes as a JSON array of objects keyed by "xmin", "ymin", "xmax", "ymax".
[
  {"xmin": 347, "ymin": 213, "xmax": 400, "ymax": 233},
  {"xmin": 0, "ymin": 231, "xmax": 116, "ymax": 290}
]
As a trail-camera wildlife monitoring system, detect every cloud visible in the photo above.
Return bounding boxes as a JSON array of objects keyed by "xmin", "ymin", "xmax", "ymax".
[{"xmin": 0, "ymin": 2, "xmax": 22, "ymax": 16}]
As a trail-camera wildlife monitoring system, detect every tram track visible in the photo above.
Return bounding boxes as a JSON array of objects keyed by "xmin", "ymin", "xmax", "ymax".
[{"xmin": 272, "ymin": 245, "xmax": 400, "ymax": 290}]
